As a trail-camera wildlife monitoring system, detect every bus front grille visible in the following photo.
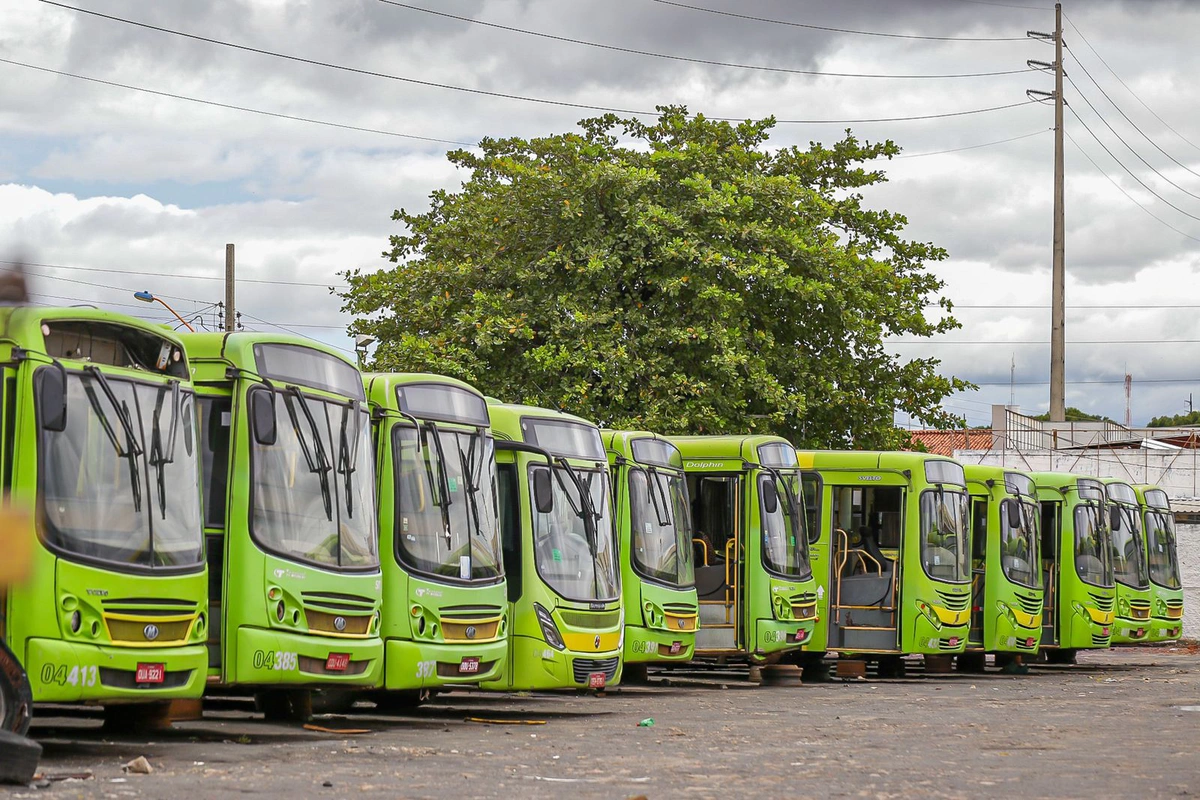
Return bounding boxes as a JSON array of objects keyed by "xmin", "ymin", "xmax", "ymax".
[
  {"xmin": 441, "ymin": 618, "xmax": 501, "ymax": 642},
  {"xmin": 935, "ymin": 591, "xmax": 970, "ymax": 612},
  {"xmin": 559, "ymin": 610, "xmax": 621, "ymax": 630},
  {"xmin": 1089, "ymin": 592, "xmax": 1114, "ymax": 612},
  {"xmin": 1092, "ymin": 633, "xmax": 1111, "ymax": 647},
  {"xmin": 105, "ymin": 617, "xmax": 195, "ymax": 646},
  {"xmin": 99, "ymin": 667, "xmax": 193, "ymax": 690},
  {"xmin": 300, "ymin": 591, "xmax": 376, "ymax": 613},
  {"xmin": 1014, "ymin": 593, "xmax": 1042, "ymax": 616},
  {"xmin": 572, "ymin": 657, "xmax": 619, "ymax": 685},
  {"xmin": 1166, "ymin": 601, "xmax": 1184, "ymax": 619},
  {"xmin": 1128, "ymin": 599, "xmax": 1151, "ymax": 620},
  {"xmin": 305, "ymin": 609, "xmax": 373, "ymax": 636},
  {"xmin": 662, "ymin": 602, "xmax": 698, "ymax": 615}
]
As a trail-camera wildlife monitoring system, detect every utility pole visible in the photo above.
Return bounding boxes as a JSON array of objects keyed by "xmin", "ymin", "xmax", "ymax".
[
  {"xmin": 224, "ymin": 243, "xmax": 236, "ymax": 333},
  {"xmin": 1028, "ymin": 4, "xmax": 1065, "ymax": 421}
]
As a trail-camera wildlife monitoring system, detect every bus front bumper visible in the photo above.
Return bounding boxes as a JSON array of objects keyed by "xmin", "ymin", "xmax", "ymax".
[
  {"xmin": 26, "ymin": 638, "xmax": 207, "ymax": 703},
  {"xmin": 623, "ymin": 625, "xmax": 695, "ymax": 664},
  {"xmin": 1112, "ymin": 615, "xmax": 1151, "ymax": 644},
  {"xmin": 1148, "ymin": 616, "xmax": 1183, "ymax": 642},
  {"xmin": 233, "ymin": 627, "xmax": 382, "ymax": 687},
  {"xmin": 990, "ymin": 609, "xmax": 1042, "ymax": 653},
  {"xmin": 481, "ymin": 635, "xmax": 623, "ymax": 691},
  {"xmin": 750, "ymin": 619, "xmax": 814, "ymax": 662},
  {"xmin": 382, "ymin": 638, "xmax": 507, "ymax": 690}
]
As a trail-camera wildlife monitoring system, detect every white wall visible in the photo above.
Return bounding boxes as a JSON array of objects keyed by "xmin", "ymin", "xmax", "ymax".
[{"xmin": 1180, "ymin": 523, "xmax": 1200, "ymax": 640}]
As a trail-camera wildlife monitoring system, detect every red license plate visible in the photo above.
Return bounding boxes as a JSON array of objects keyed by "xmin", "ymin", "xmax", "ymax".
[
  {"xmin": 135, "ymin": 663, "xmax": 165, "ymax": 684},
  {"xmin": 669, "ymin": 641, "xmax": 683, "ymax": 655},
  {"xmin": 947, "ymin": 637, "xmax": 959, "ymax": 648},
  {"xmin": 1025, "ymin": 637, "xmax": 1036, "ymax": 648},
  {"xmin": 325, "ymin": 653, "xmax": 350, "ymax": 672},
  {"xmin": 587, "ymin": 672, "xmax": 606, "ymax": 689},
  {"xmin": 1102, "ymin": 627, "xmax": 1110, "ymax": 637},
  {"xmin": 459, "ymin": 657, "xmax": 480, "ymax": 674},
  {"xmin": 1136, "ymin": 628, "xmax": 1145, "ymax": 638}
]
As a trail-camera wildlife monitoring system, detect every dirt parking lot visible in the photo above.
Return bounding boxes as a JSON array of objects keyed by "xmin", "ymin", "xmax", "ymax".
[{"xmin": 7, "ymin": 646, "xmax": 1199, "ymax": 799}]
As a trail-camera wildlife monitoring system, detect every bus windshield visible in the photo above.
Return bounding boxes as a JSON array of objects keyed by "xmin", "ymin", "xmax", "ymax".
[
  {"xmin": 759, "ymin": 471, "xmax": 812, "ymax": 580},
  {"xmin": 1073, "ymin": 502, "xmax": 1113, "ymax": 587},
  {"xmin": 1144, "ymin": 510, "xmax": 1182, "ymax": 589},
  {"xmin": 531, "ymin": 463, "xmax": 618, "ymax": 602},
  {"xmin": 251, "ymin": 389, "xmax": 378, "ymax": 569},
  {"xmin": 919, "ymin": 488, "xmax": 970, "ymax": 582},
  {"xmin": 1000, "ymin": 498, "xmax": 1041, "ymax": 588},
  {"xmin": 628, "ymin": 467, "xmax": 694, "ymax": 588},
  {"xmin": 1110, "ymin": 503, "xmax": 1149, "ymax": 590},
  {"xmin": 392, "ymin": 424, "xmax": 503, "ymax": 581},
  {"xmin": 40, "ymin": 370, "xmax": 203, "ymax": 569}
]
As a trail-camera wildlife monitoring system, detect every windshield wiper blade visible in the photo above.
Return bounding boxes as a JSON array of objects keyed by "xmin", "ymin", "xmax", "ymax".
[
  {"xmin": 84, "ymin": 366, "xmax": 144, "ymax": 513},
  {"xmin": 337, "ymin": 402, "xmax": 360, "ymax": 519},
  {"xmin": 149, "ymin": 380, "xmax": 181, "ymax": 520},
  {"xmin": 555, "ymin": 458, "xmax": 600, "ymax": 558},
  {"xmin": 423, "ymin": 422, "xmax": 454, "ymax": 550},
  {"xmin": 645, "ymin": 467, "xmax": 673, "ymax": 527},
  {"xmin": 285, "ymin": 387, "xmax": 332, "ymax": 521}
]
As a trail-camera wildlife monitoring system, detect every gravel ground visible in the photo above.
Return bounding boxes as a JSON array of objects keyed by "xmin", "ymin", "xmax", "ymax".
[{"xmin": 7, "ymin": 646, "xmax": 1199, "ymax": 799}]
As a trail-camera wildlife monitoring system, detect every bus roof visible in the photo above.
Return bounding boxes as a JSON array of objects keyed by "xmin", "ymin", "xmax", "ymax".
[
  {"xmin": 670, "ymin": 434, "xmax": 792, "ymax": 464},
  {"xmin": 487, "ymin": 401, "xmax": 604, "ymax": 461},
  {"xmin": 182, "ymin": 331, "xmax": 363, "ymax": 399},
  {"xmin": 602, "ymin": 430, "xmax": 682, "ymax": 468},
  {"xmin": 1133, "ymin": 484, "xmax": 1172, "ymax": 510},
  {"xmin": 797, "ymin": 450, "xmax": 956, "ymax": 472},
  {"xmin": 364, "ymin": 372, "xmax": 489, "ymax": 426}
]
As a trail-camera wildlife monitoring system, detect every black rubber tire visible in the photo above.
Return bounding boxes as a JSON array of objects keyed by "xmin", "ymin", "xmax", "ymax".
[
  {"xmin": 876, "ymin": 656, "xmax": 907, "ymax": 679},
  {"xmin": 956, "ymin": 652, "xmax": 988, "ymax": 673},
  {"xmin": 255, "ymin": 689, "xmax": 313, "ymax": 723},
  {"xmin": 102, "ymin": 702, "xmax": 175, "ymax": 733},
  {"xmin": 0, "ymin": 639, "xmax": 33, "ymax": 737},
  {"xmin": 1045, "ymin": 648, "xmax": 1078, "ymax": 665},
  {"xmin": 0, "ymin": 729, "xmax": 42, "ymax": 786},
  {"xmin": 310, "ymin": 689, "xmax": 359, "ymax": 716},
  {"xmin": 369, "ymin": 689, "xmax": 429, "ymax": 715}
]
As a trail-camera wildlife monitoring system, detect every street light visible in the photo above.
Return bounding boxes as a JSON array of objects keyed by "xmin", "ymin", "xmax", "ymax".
[
  {"xmin": 134, "ymin": 291, "xmax": 195, "ymax": 332},
  {"xmin": 354, "ymin": 334, "xmax": 375, "ymax": 369}
]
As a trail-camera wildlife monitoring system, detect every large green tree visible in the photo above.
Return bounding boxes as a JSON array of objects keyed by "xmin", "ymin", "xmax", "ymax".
[{"xmin": 341, "ymin": 107, "xmax": 968, "ymax": 448}]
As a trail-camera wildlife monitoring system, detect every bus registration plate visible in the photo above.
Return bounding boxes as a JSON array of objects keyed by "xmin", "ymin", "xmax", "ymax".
[
  {"xmin": 587, "ymin": 672, "xmax": 606, "ymax": 689},
  {"xmin": 326, "ymin": 653, "xmax": 350, "ymax": 672},
  {"xmin": 459, "ymin": 657, "xmax": 480, "ymax": 674},
  {"xmin": 136, "ymin": 663, "xmax": 165, "ymax": 684},
  {"xmin": 669, "ymin": 641, "xmax": 683, "ymax": 655}
]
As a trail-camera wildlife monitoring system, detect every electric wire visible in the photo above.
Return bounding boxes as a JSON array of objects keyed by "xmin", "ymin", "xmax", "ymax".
[
  {"xmin": 377, "ymin": 0, "xmax": 1032, "ymax": 79},
  {"xmin": 647, "ymin": 0, "xmax": 1028, "ymax": 41},
  {"xmin": 39, "ymin": 1, "xmax": 1041, "ymax": 124},
  {"xmin": 238, "ymin": 310, "xmax": 355, "ymax": 355},
  {"xmin": 0, "ymin": 259, "xmax": 348, "ymax": 289},
  {"xmin": 891, "ymin": 128, "xmax": 1049, "ymax": 158}
]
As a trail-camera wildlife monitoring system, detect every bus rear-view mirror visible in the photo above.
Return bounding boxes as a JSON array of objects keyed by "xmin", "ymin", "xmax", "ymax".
[
  {"xmin": 1109, "ymin": 506, "xmax": 1122, "ymax": 532},
  {"xmin": 762, "ymin": 480, "xmax": 779, "ymax": 515},
  {"xmin": 1007, "ymin": 502, "xmax": 1023, "ymax": 529},
  {"xmin": 39, "ymin": 364, "xmax": 68, "ymax": 432},
  {"xmin": 251, "ymin": 391, "xmax": 277, "ymax": 446},
  {"xmin": 533, "ymin": 468, "xmax": 554, "ymax": 514}
]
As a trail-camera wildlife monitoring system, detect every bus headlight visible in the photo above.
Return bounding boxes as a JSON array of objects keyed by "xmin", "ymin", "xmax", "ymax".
[
  {"xmin": 916, "ymin": 601, "xmax": 942, "ymax": 631},
  {"xmin": 69, "ymin": 610, "xmax": 82, "ymax": 634},
  {"xmin": 534, "ymin": 603, "xmax": 565, "ymax": 651}
]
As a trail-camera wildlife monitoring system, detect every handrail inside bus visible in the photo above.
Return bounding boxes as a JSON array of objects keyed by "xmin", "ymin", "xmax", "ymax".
[{"xmin": 693, "ymin": 537, "xmax": 710, "ymax": 567}]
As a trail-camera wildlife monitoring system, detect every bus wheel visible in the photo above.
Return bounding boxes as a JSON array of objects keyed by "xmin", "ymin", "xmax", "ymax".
[
  {"xmin": 103, "ymin": 702, "xmax": 175, "ymax": 733},
  {"xmin": 800, "ymin": 655, "xmax": 832, "ymax": 683},
  {"xmin": 0, "ymin": 730, "xmax": 42, "ymax": 786},
  {"xmin": 955, "ymin": 653, "xmax": 987, "ymax": 673},
  {"xmin": 370, "ymin": 690, "xmax": 429, "ymax": 715},
  {"xmin": 255, "ymin": 690, "xmax": 313, "ymax": 723},
  {"xmin": 622, "ymin": 664, "xmax": 649, "ymax": 684},
  {"xmin": 0, "ymin": 640, "xmax": 33, "ymax": 737},
  {"xmin": 1045, "ymin": 648, "xmax": 1077, "ymax": 665},
  {"xmin": 310, "ymin": 689, "xmax": 358, "ymax": 716},
  {"xmin": 876, "ymin": 656, "xmax": 906, "ymax": 679}
]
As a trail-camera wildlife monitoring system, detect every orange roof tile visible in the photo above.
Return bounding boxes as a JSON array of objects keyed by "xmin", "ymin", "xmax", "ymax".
[{"xmin": 906, "ymin": 429, "xmax": 993, "ymax": 457}]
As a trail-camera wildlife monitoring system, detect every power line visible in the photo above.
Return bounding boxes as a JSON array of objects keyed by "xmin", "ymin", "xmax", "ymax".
[
  {"xmin": 0, "ymin": 259, "xmax": 348, "ymax": 289},
  {"xmin": 1062, "ymin": 12, "xmax": 1200, "ymax": 157},
  {"xmin": 238, "ymin": 310, "xmax": 354, "ymax": 355},
  {"xmin": 948, "ymin": 0, "xmax": 1053, "ymax": 10},
  {"xmin": 970, "ymin": 378, "xmax": 1200, "ymax": 386},
  {"xmin": 892, "ymin": 128, "xmax": 1049, "ymax": 158},
  {"xmin": 378, "ymin": 0, "xmax": 1032, "ymax": 79},
  {"xmin": 940, "ymin": 303, "xmax": 1200, "ymax": 309},
  {"xmin": 0, "ymin": 58, "xmax": 477, "ymax": 148},
  {"xmin": 891, "ymin": 340, "xmax": 1200, "ymax": 345},
  {"xmin": 648, "ymin": 0, "xmax": 1028, "ymax": 41},
  {"xmin": 40, "ymin": 1, "xmax": 1040, "ymax": 125}
]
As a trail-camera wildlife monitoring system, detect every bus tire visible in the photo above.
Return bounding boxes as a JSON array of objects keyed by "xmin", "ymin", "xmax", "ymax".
[
  {"xmin": 255, "ymin": 689, "xmax": 312, "ymax": 723},
  {"xmin": 0, "ymin": 729, "xmax": 42, "ymax": 786},
  {"xmin": 103, "ymin": 702, "xmax": 177, "ymax": 733},
  {"xmin": 876, "ymin": 656, "xmax": 906, "ymax": 679},
  {"xmin": 370, "ymin": 690, "xmax": 429, "ymax": 715},
  {"xmin": 310, "ymin": 689, "xmax": 358, "ymax": 716},
  {"xmin": 1045, "ymin": 648, "xmax": 1077, "ymax": 665},
  {"xmin": 956, "ymin": 653, "xmax": 987, "ymax": 673},
  {"xmin": 0, "ymin": 640, "xmax": 33, "ymax": 737}
]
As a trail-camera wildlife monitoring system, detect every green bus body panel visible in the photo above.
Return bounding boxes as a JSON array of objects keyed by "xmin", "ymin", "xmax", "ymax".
[
  {"xmin": 1102, "ymin": 478, "xmax": 1154, "ymax": 645},
  {"xmin": 602, "ymin": 430, "xmax": 698, "ymax": 665},
  {"xmin": 798, "ymin": 451, "xmax": 971, "ymax": 658},
  {"xmin": 483, "ymin": 402, "xmax": 624, "ymax": 691},
  {"xmin": 0, "ymin": 307, "xmax": 209, "ymax": 703},
  {"xmin": 670, "ymin": 435, "xmax": 817, "ymax": 664},
  {"xmin": 963, "ymin": 465, "xmax": 1045, "ymax": 655},
  {"xmin": 1030, "ymin": 472, "xmax": 1116, "ymax": 652},
  {"xmin": 1132, "ymin": 484, "xmax": 1184, "ymax": 642},
  {"xmin": 365, "ymin": 373, "xmax": 508, "ymax": 691},
  {"xmin": 183, "ymin": 333, "xmax": 383, "ymax": 688}
]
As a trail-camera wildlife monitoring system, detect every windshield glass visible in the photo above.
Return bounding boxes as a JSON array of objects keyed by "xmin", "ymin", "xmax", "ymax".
[
  {"xmin": 628, "ymin": 467, "xmax": 694, "ymax": 588},
  {"xmin": 1073, "ymin": 502, "xmax": 1113, "ymax": 587},
  {"xmin": 1110, "ymin": 503, "xmax": 1148, "ymax": 590},
  {"xmin": 40, "ymin": 370, "xmax": 203, "ymax": 569},
  {"xmin": 759, "ymin": 471, "xmax": 812, "ymax": 579},
  {"xmin": 531, "ymin": 464, "xmax": 618, "ymax": 602},
  {"xmin": 250, "ymin": 389, "xmax": 378, "ymax": 569},
  {"xmin": 919, "ymin": 489, "xmax": 970, "ymax": 582},
  {"xmin": 392, "ymin": 424, "xmax": 502, "ymax": 581},
  {"xmin": 1144, "ymin": 510, "xmax": 1182, "ymax": 589},
  {"xmin": 1000, "ymin": 498, "xmax": 1041, "ymax": 588}
]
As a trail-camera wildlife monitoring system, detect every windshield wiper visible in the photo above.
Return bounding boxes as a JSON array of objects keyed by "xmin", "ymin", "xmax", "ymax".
[
  {"xmin": 554, "ymin": 458, "xmax": 600, "ymax": 558},
  {"xmin": 85, "ymin": 367, "xmax": 144, "ymax": 513},
  {"xmin": 423, "ymin": 422, "xmax": 455, "ymax": 550},
  {"xmin": 284, "ymin": 387, "xmax": 332, "ymax": 521},
  {"xmin": 456, "ymin": 435, "xmax": 482, "ymax": 543},
  {"xmin": 337, "ymin": 402, "xmax": 361, "ymax": 519},
  {"xmin": 149, "ymin": 380, "xmax": 181, "ymax": 520}
]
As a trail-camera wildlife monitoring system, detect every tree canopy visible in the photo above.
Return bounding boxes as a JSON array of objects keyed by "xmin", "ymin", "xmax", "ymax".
[
  {"xmin": 1147, "ymin": 410, "xmax": 1200, "ymax": 428},
  {"xmin": 1031, "ymin": 407, "xmax": 1112, "ymax": 423},
  {"xmin": 341, "ymin": 107, "xmax": 968, "ymax": 448}
]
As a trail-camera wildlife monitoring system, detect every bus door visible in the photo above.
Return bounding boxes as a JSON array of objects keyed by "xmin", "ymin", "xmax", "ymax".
[
  {"xmin": 688, "ymin": 474, "xmax": 742, "ymax": 653},
  {"xmin": 801, "ymin": 472, "xmax": 826, "ymax": 650},
  {"xmin": 827, "ymin": 485, "xmax": 901, "ymax": 652},
  {"xmin": 968, "ymin": 497, "xmax": 988, "ymax": 647},
  {"xmin": 198, "ymin": 395, "xmax": 232, "ymax": 677},
  {"xmin": 1039, "ymin": 500, "xmax": 1061, "ymax": 646}
]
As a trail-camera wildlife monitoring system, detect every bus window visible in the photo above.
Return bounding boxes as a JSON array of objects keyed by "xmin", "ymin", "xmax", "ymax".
[
  {"xmin": 497, "ymin": 463, "xmax": 521, "ymax": 602},
  {"xmin": 971, "ymin": 498, "xmax": 987, "ymax": 565},
  {"xmin": 801, "ymin": 472, "xmax": 821, "ymax": 545},
  {"xmin": 198, "ymin": 397, "xmax": 231, "ymax": 529}
]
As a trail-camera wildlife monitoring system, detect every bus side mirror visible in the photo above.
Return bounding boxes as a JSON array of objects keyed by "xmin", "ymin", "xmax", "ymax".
[
  {"xmin": 251, "ymin": 391, "xmax": 277, "ymax": 446},
  {"xmin": 39, "ymin": 364, "xmax": 68, "ymax": 432},
  {"xmin": 533, "ymin": 469, "xmax": 554, "ymax": 514},
  {"xmin": 1109, "ymin": 506, "xmax": 1122, "ymax": 532},
  {"xmin": 1007, "ymin": 502, "xmax": 1023, "ymax": 529},
  {"xmin": 762, "ymin": 480, "xmax": 779, "ymax": 515}
]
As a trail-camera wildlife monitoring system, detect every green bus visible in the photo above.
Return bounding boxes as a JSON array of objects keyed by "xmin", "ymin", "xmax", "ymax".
[
  {"xmin": 184, "ymin": 333, "xmax": 382, "ymax": 718},
  {"xmin": 484, "ymin": 402, "xmax": 623, "ymax": 691},
  {"xmin": 602, "ymin": 431, "xmax": 697, "ymax": 675},
  {"xmin": 1103, "ymin": 479, "xmax": 1152, "ymax": 645},
  {"xmin": 1, "ymin": 308, "xmax": 207, "ymax": 721},
  {"xmin": 670, "ymin": 436, "xmax": 817, "ymax": 665},
  {"xmin": 1133, "ymin": 485, "xmax": 1183, "ymax": 642},
  {"xmin": 799, "ymin": 451, "xmax": 971, "ymax": 673},
  {"xmin": 364, "ymin": 373, "xmax": 507, "ymax": 700},
  {"xmin": 961, "ymin": 465, "xmax": 1044, "ymax": 668},
  {"xmin": 1030, "ymin": 472, "xmax": 1114, "ymax": 662}
]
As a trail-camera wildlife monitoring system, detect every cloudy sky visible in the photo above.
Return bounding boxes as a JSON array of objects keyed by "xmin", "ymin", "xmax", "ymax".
[{"xmin": 2, "ymin": 0, "xmax": 1199, "ymax": 428}]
